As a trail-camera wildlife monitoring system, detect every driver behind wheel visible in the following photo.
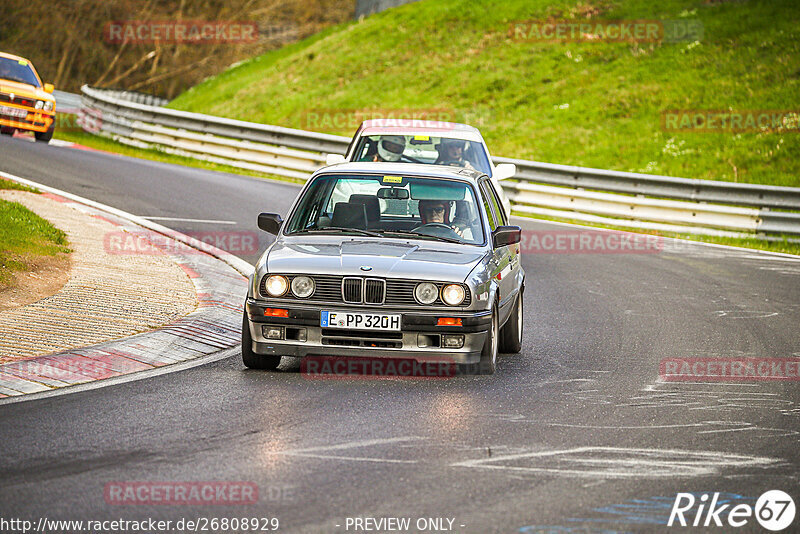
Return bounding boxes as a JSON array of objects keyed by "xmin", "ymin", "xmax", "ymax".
[
  {"xmin": 417, "ymin": 199, "xmax": 466, "ymax": 237},
  {"xmin": 434, "ymin": 138, "xmax": 474, "ymax": 170}
]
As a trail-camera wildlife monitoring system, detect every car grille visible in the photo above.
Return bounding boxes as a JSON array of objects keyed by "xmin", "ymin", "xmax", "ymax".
[
  {"xmin": 0, "ymin": 92, "xmax": 36, "ymax": 108},
  {"xmin": 364, "ymin": 279, "xmax": 385, "ymax": 304},
  {"xmin": 260, "ymin": 275, "xmax": 470, "ymax": 307},
  {"xmin": 342, "ymin": 277, "xmax": 362, "ymax": 303}
]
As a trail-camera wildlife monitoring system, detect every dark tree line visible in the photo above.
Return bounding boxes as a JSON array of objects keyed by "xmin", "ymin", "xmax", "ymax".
[{"xmin": 0, "ymin": 0, "xmax": 354, "ymax": 98}]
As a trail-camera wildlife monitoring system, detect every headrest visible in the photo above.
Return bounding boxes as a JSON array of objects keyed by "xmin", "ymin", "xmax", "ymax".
[
  {"xmin": 332, "ymin": 202, "xmax": 367, "ymax": 229},
  {"xmin": 349, "ymin": 194, "xmax": 380, "ymax": 226}
]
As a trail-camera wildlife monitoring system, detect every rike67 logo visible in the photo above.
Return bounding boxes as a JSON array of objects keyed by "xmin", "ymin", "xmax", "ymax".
[{"xmin": 668, "ymin": 490, "xmax": 795, "ymax": 531}]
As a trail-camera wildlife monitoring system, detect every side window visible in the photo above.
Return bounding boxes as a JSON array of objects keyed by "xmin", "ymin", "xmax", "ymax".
[
  {"xmin": 479, "ymin": 180, "xmax": 497, "ymax": 231},
  {"xmin": 485, "ymin": 181, "xmax": 508, "ymax": 226}
]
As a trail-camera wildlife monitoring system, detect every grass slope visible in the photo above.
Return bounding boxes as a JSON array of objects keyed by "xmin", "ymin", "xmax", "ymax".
[
  {"xmin": 169, "ymin": 0, "xmax": 800, "ymax": 187},
  {"xmin": 0, "ymin": 179, "xmax": 71, "ymax": 287}
]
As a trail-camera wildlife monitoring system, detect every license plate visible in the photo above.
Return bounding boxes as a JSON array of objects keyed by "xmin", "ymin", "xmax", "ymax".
[
  {"xmin": 321, "ymin": 311, "xmax": 401, "ymax": 331},
  {"xmin": 0, "ymin": 105, "xmax": 27, "ymax": 119}
]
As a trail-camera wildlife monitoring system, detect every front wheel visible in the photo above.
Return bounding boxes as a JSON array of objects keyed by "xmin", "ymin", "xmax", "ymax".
[
  {"xmin": 0, "ymin": 127, "xmax": 14, "ymax": 136},
  {"xmin": 241, "ymin": 311, "xmax": 282, "ymax": 370},
  {"xmin": 499, "ymin": 290, "xmax": 523, "ymax": 354},
  {"xmin": 35, "ymin": 125, "xmax": 54, "ymax": 143}
]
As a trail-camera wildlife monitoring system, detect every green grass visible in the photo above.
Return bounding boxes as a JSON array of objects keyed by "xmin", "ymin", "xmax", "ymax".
[
  {"xmin": 168, "ymin": 0, "xmax": 800, "ymax": 187},
  {"xmin": 53, "ymin": 126, "xmax": 305, "ymax": 185},
  {"xmin": 0, "ymin": 179, "xmax": 38, "ymax": 193},
  {"xmin": 0, "ymin": 182, "xmax": 71, "ymax": 286}
]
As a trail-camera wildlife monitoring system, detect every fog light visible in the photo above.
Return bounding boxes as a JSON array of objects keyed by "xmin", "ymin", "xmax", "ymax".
[
  {"xmin": 262, "ymin": 326, "xmax": 284, "ymax": 340},
  {"xmin": 441, "ymin": 334, "xmax": 464, "ymax": 349}
]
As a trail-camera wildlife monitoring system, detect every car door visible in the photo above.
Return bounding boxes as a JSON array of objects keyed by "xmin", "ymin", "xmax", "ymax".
[
  {"xmin": 486, "ymin": 179, "xmax": 522, "ymax": 315},
  {"xmin": 478, "ymin": 178, "xmax": 515, "ymax": 324}
]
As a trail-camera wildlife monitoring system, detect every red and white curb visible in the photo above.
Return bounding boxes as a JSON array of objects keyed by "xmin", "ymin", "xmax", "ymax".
[{"xmin": 0, "ymin": 171, "xmax": 253, "ymax": 403}]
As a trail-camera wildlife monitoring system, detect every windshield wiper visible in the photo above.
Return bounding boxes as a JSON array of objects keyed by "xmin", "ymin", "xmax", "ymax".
[
  {"xmin": 378, "ymin": 230, "xmax": 463, "ymax": 244},
  {"xmin": 295, "ymin": 227, "xmax": 383, "ymax": 238}
]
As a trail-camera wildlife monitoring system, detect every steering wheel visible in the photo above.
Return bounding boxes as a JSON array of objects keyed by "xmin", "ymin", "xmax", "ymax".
[{"xmin": 413, "ymin": 222, "xmax": 461, "ymax": 239}]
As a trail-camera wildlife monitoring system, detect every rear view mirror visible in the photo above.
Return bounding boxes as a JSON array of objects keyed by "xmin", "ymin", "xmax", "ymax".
[
  {"xmin": 326, "ymin": 154, "xmax": 346, "ymax": 165},
  {"xmin": 43, "ymin": 83, "xmax": 54, "ymax": 94},
  {"xmin": 258, "ymin": 213, "xmax": 283, "ymax": 235},
  {"xmin": 377, "ymin": 187, "xmax": 409, "ymax": 200},
  {"xmin": 492, "ymin": 225, "xmax": 521, "ymax": 248}
]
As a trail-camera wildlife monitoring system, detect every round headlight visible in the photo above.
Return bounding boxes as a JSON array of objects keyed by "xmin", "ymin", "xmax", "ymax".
[
  {"xmin": 291, "ymin": 276, "xmax": 315, "ymax": 298},
  {"xmin": 35, "ymin": 100, "xmax": 44, "ymax": 110},
  {"xmin": 44, "ymin": 101, "xmax": 54, "ymax": 111},
  {"xmin": 264, "ymin": 275, "xmax": 288, "ymax": 297},
  {"xmin": 441, "ymin": 284, "xmax": 466, "ymax": 306},
  {"xmin": 415, "ymin": 282, "xmax": 439, "ymax": 305}
]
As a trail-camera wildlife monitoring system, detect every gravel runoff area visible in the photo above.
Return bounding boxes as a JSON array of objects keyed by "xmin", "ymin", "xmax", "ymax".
[{"xmin": 0, "ymin": 190, "xmax": 198, "ymax": 362}]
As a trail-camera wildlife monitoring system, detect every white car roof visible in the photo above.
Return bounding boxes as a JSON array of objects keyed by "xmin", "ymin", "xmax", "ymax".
[{"xmin": 358, "ymin": 119, "xmax": 485, "ymax": 143}]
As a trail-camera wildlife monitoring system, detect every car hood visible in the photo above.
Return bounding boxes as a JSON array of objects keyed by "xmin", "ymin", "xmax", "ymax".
[
  {"xmin": 265, "ymin": 237, "xmax": 486, "ymax": 282},
  {"xmin": 0, "ymin": 80, "xmax": 53, "ymax": 102}
]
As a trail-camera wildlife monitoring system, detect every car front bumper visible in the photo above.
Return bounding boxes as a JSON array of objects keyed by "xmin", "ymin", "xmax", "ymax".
[
  {"xmin": 245, "ymin": 299, "xmax": 490, "ymax": 364},
  {"xmin": 0, "ymin": 109, "xmax": 55, "ymax": 133}
]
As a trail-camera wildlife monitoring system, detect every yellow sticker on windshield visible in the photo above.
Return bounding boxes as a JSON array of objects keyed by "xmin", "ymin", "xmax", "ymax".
[
  {"xmin": 413, "ymin": 135, "xmax": 429, "ymax": 141},
  {"xmin": 382, "ymin": 176, "xmax": 403, "ymax": 184},
  {"xmin": 18, "ymin": 60, "xmax": 28, "ymax": 66}
]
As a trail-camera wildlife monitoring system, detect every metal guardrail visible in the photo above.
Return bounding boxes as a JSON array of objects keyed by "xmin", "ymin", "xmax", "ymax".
[
  {"xmin": 54, "ymin": 90, "xmax": 82, "ymax": 113},
  {"xmin": 77, "ymin": 85, "xmax": 800, "ymax": 237}
]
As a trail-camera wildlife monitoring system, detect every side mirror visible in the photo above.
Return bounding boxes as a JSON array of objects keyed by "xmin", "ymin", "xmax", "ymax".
[
  {"xmin": 43, "ymin": 83, "xmax": 54, "ymax": 94},
  {"xmin": 326, "ymin": 154, "xmax": 346, "ymax": 165},
  {"xmin": 494, "ymin": 163, "xmax": 516, "ymax": 180},
  {"xmin": 492, "ymin": 225, "xmax": 521, "ymax": 248},
  {"xmin": 258, "ymin": 213, "xmax": 283, "ymax": 235}
]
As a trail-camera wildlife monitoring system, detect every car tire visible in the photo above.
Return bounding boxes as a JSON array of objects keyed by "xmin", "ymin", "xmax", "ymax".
[
  {"xmin": 0, "ymin": 127, "xmax": 14, "ymax": 136},
  {"xmin": 35, "ymin": 125, "xmax": 54, "ymax": 143},
  {"xmin": 499, "ymin": 289, "xmax": 523, "ymax": 354},
  {"xmin": 241, "ymin": 311, "xmax": 282, "ymax": 370}
]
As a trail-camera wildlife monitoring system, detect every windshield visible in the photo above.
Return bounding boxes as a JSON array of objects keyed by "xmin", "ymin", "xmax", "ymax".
[
  {"xmin": 0, "ymin": 57, "xmax": 41, "ymax": 87},
  {"xmin": 285, "ymin": 174, "xmax": 485, "ymax": 245},
  {"xmin": 353, "ymin": 135, "xmax": 492, "ymax": 175}
]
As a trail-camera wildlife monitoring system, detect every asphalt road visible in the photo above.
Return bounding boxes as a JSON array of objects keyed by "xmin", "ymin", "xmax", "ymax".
[{"xmin": 1, "ymin": 137, "xmax": 799, "ymax": 534}]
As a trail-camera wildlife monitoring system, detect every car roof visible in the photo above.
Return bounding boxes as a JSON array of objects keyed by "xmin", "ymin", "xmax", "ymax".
[
  {"xmin": 315, "ymin": 161, "xmax": 487, "ymax": 183},
  {"xmin": 0, "ymin": 51, "xmax": 29, "ymax": 62},
  {"xmin": 359, "ymin": 119, "xmax": 484, "ymax": 142}
]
